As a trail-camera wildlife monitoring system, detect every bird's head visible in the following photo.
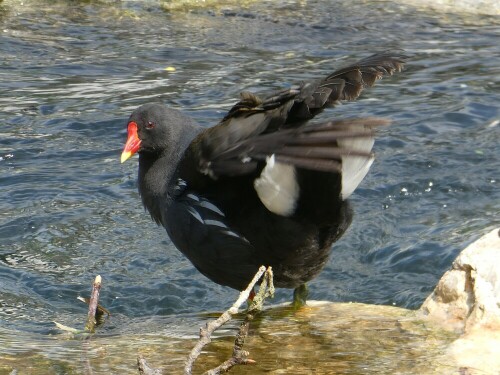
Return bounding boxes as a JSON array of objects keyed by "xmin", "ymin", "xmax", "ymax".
[{"xmin": 121, "ymin": 103, "xmax": 194, "ymax": 163}]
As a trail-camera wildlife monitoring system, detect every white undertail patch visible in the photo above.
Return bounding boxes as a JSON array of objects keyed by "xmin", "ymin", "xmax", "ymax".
[
  {"xmin": 254, "ymin": 155, "xmax": 299, "ymax": 216},
  {"xmin": 339, "ymin": 136, "xmax": 375, "ymax": 199}
]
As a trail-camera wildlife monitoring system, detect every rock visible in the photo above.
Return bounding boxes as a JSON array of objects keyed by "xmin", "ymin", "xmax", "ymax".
[
  {"xmin": 420, "ymin": 228, "xmax": 500, "ymax": 374},
  {"xmin": 420, "ymin": 228, "xmax": 500, "ymax": 333},
  {"xmin": 446, "ymin": 329, "xmax": 500, "ymax": 375}
]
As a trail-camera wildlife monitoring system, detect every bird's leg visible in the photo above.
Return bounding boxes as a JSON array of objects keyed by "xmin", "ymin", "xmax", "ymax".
[{"xmin": 292, "ymin": 283, "xmax": 308, "ymax": 309}]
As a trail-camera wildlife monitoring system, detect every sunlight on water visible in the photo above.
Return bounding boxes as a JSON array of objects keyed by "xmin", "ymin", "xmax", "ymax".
[
  {"xmin": 0, "ymin": 303, "xmax": 459, "ymax": 374},
  {"xmin": 0, "ymin": 0, "xmax": 498, "ymax": 373}
]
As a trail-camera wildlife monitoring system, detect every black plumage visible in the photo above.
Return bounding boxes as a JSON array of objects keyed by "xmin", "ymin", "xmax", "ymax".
[{"xmin": 121, "ymin": 52, "xmax": 407, "ymax": 292}]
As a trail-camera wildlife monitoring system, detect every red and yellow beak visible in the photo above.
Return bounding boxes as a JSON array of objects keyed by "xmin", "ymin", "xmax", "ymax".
[{"xmin": 121, "ymin": 122, "xmax": 141, "ymax": 163}]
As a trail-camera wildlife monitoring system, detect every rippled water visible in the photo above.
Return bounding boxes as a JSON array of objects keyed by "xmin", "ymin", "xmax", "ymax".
[{"xmin": 0, "ymin": 0, "xmax": 498, "ymax": 354}]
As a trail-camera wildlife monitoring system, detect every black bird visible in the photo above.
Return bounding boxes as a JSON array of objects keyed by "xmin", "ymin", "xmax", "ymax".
[{"xmin": 121, "ymin": 52, "xmax": 407, "ymax": 306}]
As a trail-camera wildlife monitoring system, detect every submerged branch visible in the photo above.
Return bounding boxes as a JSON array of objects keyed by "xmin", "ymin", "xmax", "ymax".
[
  {"xmin": 85, "ymin": 275, "xmax": 102, "ymax": 333},
  {"xmin": 138, "ymin": 355, "xmax": 163, "ymax": 375}
]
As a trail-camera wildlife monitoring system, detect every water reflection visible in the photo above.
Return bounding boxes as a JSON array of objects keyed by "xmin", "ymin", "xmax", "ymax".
[{"xmin": 0, "ymin": 302, "xmax": 458, "ymax": 374}]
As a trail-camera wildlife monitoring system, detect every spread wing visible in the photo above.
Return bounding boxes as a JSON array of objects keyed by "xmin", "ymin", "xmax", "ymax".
[
  {"xmin": 223, "ymin": 51, "xmax": 408, "ymax": 125},
  {"xmin": 177, "ymin": 51, "xmax": 406, "ymax": 217},
  {"xmin": 192, "ymin": 51, "xmax": 407, "ymax": 179}
]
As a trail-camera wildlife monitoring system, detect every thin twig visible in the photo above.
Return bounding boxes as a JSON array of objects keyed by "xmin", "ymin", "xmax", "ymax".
[
  {"xmin": 202, "ymin": 267, "xmax": 274, "ymax": 375},
  {"xmin": 202, "ymin": 319, "xmax": 255, "ymax": 375},
  {"xmin": 250, "ymin": 267, "xmax": 275, "ymax": 312},
  {"xmin": 85, "ymin": 275, "xmax": 102, "ymax": 333},
  {"xmin": 184, "ymin": 266, "xmax": 267, "ymax": 375},
  {"xmin": 136, "ymin": 266, "xmax": 273, "ymax": 375},
  {"xmin": 83, "ymin": 275, "xmax": 102, "ymax": 375}
]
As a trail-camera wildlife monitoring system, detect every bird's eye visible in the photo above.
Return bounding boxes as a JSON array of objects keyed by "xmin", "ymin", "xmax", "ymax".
[{"xmin": 146, "ymin": 121, "xmax": 155, "ymax": 129}]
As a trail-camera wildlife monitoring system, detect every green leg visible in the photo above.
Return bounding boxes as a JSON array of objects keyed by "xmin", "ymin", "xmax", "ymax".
[{"xmin": 292, "ymin": 283, "xmax": 308, "ymax": 309}]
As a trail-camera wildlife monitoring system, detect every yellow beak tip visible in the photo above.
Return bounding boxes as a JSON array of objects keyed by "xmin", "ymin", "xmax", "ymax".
[{"xmin": 120, "ymin": 151, "xmax": 132, "ymax": 163}]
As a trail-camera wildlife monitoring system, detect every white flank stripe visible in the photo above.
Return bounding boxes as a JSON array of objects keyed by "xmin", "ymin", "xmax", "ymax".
[{"xmin": 254, "ymin": 155, "xmax": 299, "ymax": 216}]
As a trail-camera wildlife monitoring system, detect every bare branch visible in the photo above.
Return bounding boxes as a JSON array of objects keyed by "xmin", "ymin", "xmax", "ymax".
[
  {"xmin": 137, "ymin": 266, "xmax": 273, "ymax": 375},
  {"xmin": 202, "ymin": 267, "xmax": 274, "ymax": 375},
  {"xmin": 138, "ymin": 355, "xmax": 163, "ymax": 375},
  {"xmin": 85, "ymin": 275, "xmax": 102, "ymax": 333},
  {"xmin": 250, "ymin": 267, "xmax": 275, "ymax": 312},
  {"xmin": 202, "ymin": 310, "xmax": 255, "ymax": 375},
  {"xmin": 184, "ymin": 266, "xmax": 267, "ymax": 375}
]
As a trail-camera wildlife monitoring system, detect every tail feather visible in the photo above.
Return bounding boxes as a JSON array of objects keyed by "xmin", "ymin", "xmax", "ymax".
[{"xmin": 338, "ymin": 136, "xmax": 376, "ymax": 199}]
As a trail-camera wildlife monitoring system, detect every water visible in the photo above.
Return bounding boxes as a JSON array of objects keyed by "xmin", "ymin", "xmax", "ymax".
[{"xmin": 0, "ymin": 0, "xmax": 498, "ymax": 361}]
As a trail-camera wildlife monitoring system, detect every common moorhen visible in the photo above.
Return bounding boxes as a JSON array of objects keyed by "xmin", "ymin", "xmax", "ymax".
[{"xmin": 121, "ymin": 52, "xmax": 407, "ymax": 305}]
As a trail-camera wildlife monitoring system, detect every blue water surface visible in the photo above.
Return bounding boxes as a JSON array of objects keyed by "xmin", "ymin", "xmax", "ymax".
[{"xmin": 0, "ymin": 0, "xmax": 498, "ymax": 337}]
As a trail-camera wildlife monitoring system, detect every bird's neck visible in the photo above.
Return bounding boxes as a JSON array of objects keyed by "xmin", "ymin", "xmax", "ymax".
[
  {"xmin": 138, "ymin": 152, "xmax": 172, "ymax": 225},
  {"xmin": 138, "ymin": 126, "xmax": 200, "ymax": 225}
]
